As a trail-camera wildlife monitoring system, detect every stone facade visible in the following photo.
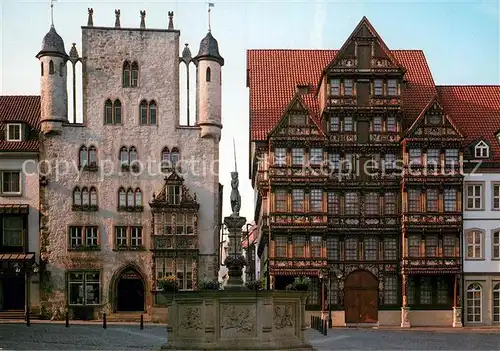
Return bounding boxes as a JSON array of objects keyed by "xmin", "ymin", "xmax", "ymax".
[{"xmin": 37, "ymin": 13, "xmax": 222, "ymax": 320}]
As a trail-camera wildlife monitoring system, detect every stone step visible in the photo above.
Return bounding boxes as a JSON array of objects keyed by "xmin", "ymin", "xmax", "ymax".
[
  {"xmin": 106, "ymin": 312, "xmax": 151, "ymax": 322},
  {"xmin": 0, "ymin": 310, "xmax": 39, "ymax": 319}
]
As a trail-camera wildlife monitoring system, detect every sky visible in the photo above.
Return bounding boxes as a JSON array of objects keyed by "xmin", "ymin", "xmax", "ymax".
[{"xmin": 1, "ymin": 0, "xmax": 499, "ymax": 222}]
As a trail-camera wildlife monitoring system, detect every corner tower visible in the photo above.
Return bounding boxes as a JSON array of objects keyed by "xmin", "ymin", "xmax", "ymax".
[
  {"xmin": 36, "ymin": 25, "xmax": 69, "ymax": 134},
  {"xmin": 194, "ymin": 31, "xmax": 224, "ymax": 141}
]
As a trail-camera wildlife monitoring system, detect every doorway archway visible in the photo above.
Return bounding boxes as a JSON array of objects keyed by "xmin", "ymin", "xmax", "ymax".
[
  {"xmin": 344, "ymin": 269, "xmax": 378, "ymax": 324},
  {"xmin": 114, "ymin": 267, "xmax": 145, "ymax": 312}
]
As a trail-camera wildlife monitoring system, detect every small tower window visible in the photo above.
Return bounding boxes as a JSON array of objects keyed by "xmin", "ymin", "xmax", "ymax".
[
  {"xmin": 59, "ymin": 62, "xmax": 64, "ymax": 77},
  {"xmin": 41, "ymin": 63, "xmax": 44, "ymax": 76},
  {"xmin": 49, "ymin": 60, "xmax": 54, "ymax": 75},
  {"xmin": 131, "ymin": 62, "xmax": 139, "ymax": 87},
  {"xmin": 206, "ymin": 67, "xmax": 211, "ymax": 82},
  {"xmin": 123, "ymin": 61, "xmax": 130, "ymax": 87}
]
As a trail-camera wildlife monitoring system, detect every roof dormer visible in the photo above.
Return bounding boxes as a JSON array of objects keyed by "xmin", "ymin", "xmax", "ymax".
[
  {"xmin": 5, "ymin": 123, "xmax": 23, "ymax": 142},
  {"xmin": 474, "ymin": 140, "xmax": 490, "ymax": 159}
]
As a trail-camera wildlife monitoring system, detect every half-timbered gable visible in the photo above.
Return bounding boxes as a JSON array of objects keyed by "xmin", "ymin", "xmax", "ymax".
[{"xmin": 150, "ymin": 171, "xmax": 200, "ymax": 292}]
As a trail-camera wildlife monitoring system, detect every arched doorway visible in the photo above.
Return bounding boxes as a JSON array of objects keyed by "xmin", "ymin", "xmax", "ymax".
[
  {"xmin": 344, "ymin": 270, "xmax": 378, "ymax": 324},
  {"xmin": 115, "ymin": 268, "xmax": 145, "ymax": 312}
]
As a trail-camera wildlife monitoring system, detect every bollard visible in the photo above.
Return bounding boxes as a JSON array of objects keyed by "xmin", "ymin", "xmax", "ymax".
[
  {"xmin": 140, "ymin": 314, "xmax": 144, "ymax": 330},
  {"xmin": 310, "ymin": 315, "xmax": 313, "ymax": 329},
  {"xmin": 323, "ymin": 320, "xmax": 327, "ymax": 336},
  {"xmin": 26, "ymin": 311, "xmax": 30, "ymax": 327},
  {"xmin": 103, "ymin": 312, "xmax": 107, "ymax": 329},
  {"xmin": 65, "ymin": 312, "xmax": 69, "ymax": 327}
]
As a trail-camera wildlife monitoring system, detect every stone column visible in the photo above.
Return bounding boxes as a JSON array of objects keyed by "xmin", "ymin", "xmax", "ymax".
[
  {"xmin": 223, "ymin": 215, "xmax": 247, "ymax": 290},
  {"xmin": 401, "ymin": 274, "xmax": 411, "ymax": 328}
]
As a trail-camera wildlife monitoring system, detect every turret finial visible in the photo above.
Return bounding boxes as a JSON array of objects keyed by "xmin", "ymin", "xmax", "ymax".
[
  {"xmin": 87, "ymin": 8, "xmax": 93, "ymax": 26},
  {"xmin": 115, "ymin": 9, "xmax": 121, "ymax": 28},
  {"xmin": 140, "ymin": 10, "xmax": 146, "ymax": 29},
  {"xmin": 50, "ymin": 0, "xmax": 56, "ymax": 27},
  {"xmin": 168, "ymin": 11, "xmax": 174, "ymax": 30},
  {"xmin": 207, "ymin": 2, "xmax": 215, "ymax": 32}
]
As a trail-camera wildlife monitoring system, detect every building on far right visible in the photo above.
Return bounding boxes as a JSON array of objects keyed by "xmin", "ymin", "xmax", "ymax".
[{"xmin": 440, "ymin": 86, "xmax": 500, "ymax": 326}]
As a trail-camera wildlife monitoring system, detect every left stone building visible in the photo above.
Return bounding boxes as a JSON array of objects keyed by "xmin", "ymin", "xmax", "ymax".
[
  {"xmin": 0, "ymin": 96, "xmax": 41, "ymax": 318},
  {"xmin": 36, "ymin": 9, "xmax": 223, "ymax": 320}
]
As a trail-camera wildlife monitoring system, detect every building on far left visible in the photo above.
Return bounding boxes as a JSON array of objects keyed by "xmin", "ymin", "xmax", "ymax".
[{"xmin": 0, "ymin": 96, "xmax": 41, "ymax": 318}]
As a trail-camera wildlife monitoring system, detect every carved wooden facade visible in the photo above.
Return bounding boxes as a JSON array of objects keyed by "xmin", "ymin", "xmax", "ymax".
[
  {"xmin": 150, "ymin": 171, "xmax": 200, "ymax": 291},
  {"xmin": 252, "ymin": 18, "xmax": 464, "ymax": 320}
]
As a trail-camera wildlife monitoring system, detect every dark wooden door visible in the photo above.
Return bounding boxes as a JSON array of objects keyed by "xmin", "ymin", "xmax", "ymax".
[{"xmin": 344, "ymin": 270, "xmax": 378, "ymax": 324}]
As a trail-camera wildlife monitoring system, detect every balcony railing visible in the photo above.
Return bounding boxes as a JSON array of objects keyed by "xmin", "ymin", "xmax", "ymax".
[
  {"xmin": 268, "ymin": 166, "xmax": 328, "ymax": 181},
  {"xmin": 403, "ymin": 213, "xmax": 462, "ymax": 227},
  {"xmin": 401, "ymin": 257, "xmax": 461, "ymax": 273},
  {"xmin": 369, "ymin": 96, "xmax": 401, "ymax": 108},
  {"xmin": 403, "ymin": 165, "xmax": 463, "ymax": 178},
  {"xmin": 328, "ymin": 132, "xmax": 357, "ymax": 143},
  {"xmin": 269, "ymin": 213, "xmax": 328, "ymax": 227},
  {"xmin": 369, "ymin": 132, "xmax": 401, "ymax": 143},
  {"xmin": 152, "ymin": 234, "xmax": 198, "ymax": 250},
  {"xmin": 272, "ymin": 125, "xmax": 324, "ymax": 138},
  {"xmin": 328, "ymin": 215, "xmax": 400, "ymax": 228},
  {"xmin": 269, "ymin": 258, "xmax": 326, "ymax": 270}
]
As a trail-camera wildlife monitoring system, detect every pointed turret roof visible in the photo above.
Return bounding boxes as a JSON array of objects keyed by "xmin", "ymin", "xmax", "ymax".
[
  {"xmin": 194, "ymin": 31, "xmax": 224, "ymax": 66},
  {"xmin": 36, "ymin": 25, "xmax": 68, "ymax": 59}
]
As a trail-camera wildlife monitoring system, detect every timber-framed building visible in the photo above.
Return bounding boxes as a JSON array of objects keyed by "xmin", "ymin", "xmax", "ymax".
[{"xmin": 247, "ymin": 16, "xmax": 500, "ymax": 327}]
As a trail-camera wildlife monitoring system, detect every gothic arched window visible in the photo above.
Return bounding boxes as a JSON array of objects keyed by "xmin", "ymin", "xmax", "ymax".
[
  {"xmin": 131, "ymin": 61, "xmax": 139, "ymax": 87},
  {"xmin": 161, "ymin": 147, "xmax": 170, "ymax": 169},
  {"xmin": 134, "ymin": 188, "xmax": 143, "ymax": 207},
  {"xmin": 171, "ymin": 147, "xmax": 180, "ymax": 167},
  {"xmin": 59, "ymin": 62, "xmax": 64, "ymax": 77},
  {"xmin": 104, "ymin": 99, "xmax": 113, "ymax": 124},
  {"xmin": 206, "ymin": 67, "xmax": 211, "ymax": 82},
  {"xmin": 79, "ymin": 146, "xmax": 88, "ymax": 168},
  {"xmin": 139, "ymin": 100, "xmax": 148, "ymax": 124},
  {"xmin": 118, "ymin": 187, "xmax": 126, "ymax": 208},
  {"xmin": 73, "ymin": 187, "xmax": 82, "ymax": 206},
  {"xmin": 126, "ymin": 188, "xmax": 134, "ymax": 207},
  {"xmin": 88, "ymin": 145, "xmax": 97, "ymax": 166},
  {"xmin": 49, "ymin": 60, "xmax": 54, "ymax": 75},
  {"xmin": 81, "ymin": 187, "xmax": 90, "ymax": 206},
  {"xmin": 129, "ymin": 146, "xmax": 137, "ymax": 163},
  {"xmin": 113, "ymin": 99, "xmax": 122, "ymax": 124},
  {"xmin": 149, "ymin": 100, "xmax": 157, "ymax": 124},
  {"xmin": 89, "ymin": 187, "xmax": 98, "ymax": 207},
  {"xmin": 123, "ymin": 61, "xmax": 131, "ymax": 87},
  {"xmin": 119, "ymin": 146, "xmax": 129, "ymax": 166}
]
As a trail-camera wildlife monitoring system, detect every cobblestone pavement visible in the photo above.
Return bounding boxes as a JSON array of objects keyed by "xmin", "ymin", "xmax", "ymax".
[
  {"xmin": 306, "ymin": 328, "xmax": 500, "ymax": 350},
  {"xmin": 0, "ymin": 322, "xmax": 168, "ymax": 350}
]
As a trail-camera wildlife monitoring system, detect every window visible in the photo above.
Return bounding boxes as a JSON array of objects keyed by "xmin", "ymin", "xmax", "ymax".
[
  {"xmin": 407, "ymin": 189, "xmax": 421, "ymax": 212},
  {"xmin": 467, "ymin": 230, "xmax": 483, "ymax": 259},
  {"xmin": 327, "ymin": 279, "xmax": 338, "ymax": 307},
  {"xmin": 444, "ymin": 189, "xmax": 457, "ymax": 212},
  {"xmin": 176, "ymin": 213, "xmax": 195, "ymax": 235},
  {"xmin": 384, "ymin": 193, "xmax": 396, "ymax": 215},
  {"xmin": 493, "ymin": 283, "xmax": 500, "ymax": 323},
  {"xmin": 384, "ymin": 276, "xmax": 397, "ymax": 304},
  {"xmin": 474, "ymin": 141, "xmax": 489, "ymax": 158},
  {"xmin": 310, "ymin": 148, "xmax": 323, "ymax": 165},
  {"xmin": 68, "ymin": 271, "xmax": 100, "ymax": 306},
  {"xmin": 327, "ymin": 236, "xmax": 339, "ymax": 260},
  {"xmin": 437, "ymin": 278, "xmax": 449, "ymax": 305},
  {"xmin": 131, "ymin": 62, "xmax": 139, "ymax": 87},
  {"xmin": 327, "ymin": 192, "xmax": 340, "ymax": 215},
  {"xmin": 364, "ymin": 236, "xmax": 378, "ymax": 260},
  {"xmin": 493, "ymin": 184, "xmax": 500, "ymax": 210},
  {"xmin": 344, "ymin": 237, "xmax": 358, "ymax": 260},
  {"xmin": 41, "ymin": 62, "xmax": 44, "ymax": 76},
  {"xmin": 374, "ymin": 79, "xmax": 383, "ymax": 95},
  {"xmin": 425, "ymin": 235, "xmax": 438, "ymax": 257},
  {"xmin": 427, "ymin": 149, "xmax": 440, "ymax": 167},
  {"xmin": 330, "ymin": 79, "xmax": 340, "ymax": 95},
  {"xmin": 293, "ymin": 235, "xmax": 305, "ymax": 257},
  {"xmin": 408, "ymin": 235, "xmax": 420, "ymax": 257},
  {"xmin": 310, "ymin": 189, "xmax": 323, "ymax": 212},
  {"xmin": 384, "ymin": 154, "xmax": 396, "ymax": 170},
  {"xmin": 307, "ymin": 277, "xmax": 320, "ymax": 306},
  {"xmin": 373, "ymin": 117, "xmax": 382, "ymax": 132},
  {"xmin": 123, "ymin": 61, "xmax": 130, "ymax": 87},
  {"xmin": 365, "ymin": 193, "xmax": 379, "ymax": 216},
  {"xmin": 420, "ymin": 277, "xmax": 433, "ymax": 304},
  {"xmin": 79, "ymin": 145, "xmax": 98, "ymax": 169},
  {"xmin": 492, "ymin": 231, "xmax": 500, "ymax": 259},
  {"xmin": 466, "ymin": 283, "xmax": 482, "ymax": 323},
  {"xmin": 290, "ymin": 114, "xmax": 306, "ymax": 125},
  {"xmin": 275, "ymin": 189, "xmax": 287, "ymax": 212},
  {"xmin": 206, "ymin": 67, "xmax": 211, "ymax": 82},
  {"xmin": 291, "ymin": 148, "xmax": 304, "ymax": 166},
  {"xmin": 343, "ymin": 117, "xmax": 353, "ymax": 132},
  {"xmin": 163, "ymin": 214, "xmax": 174, "ymax": 234},
  {"xmin": 343, "ymin": 153, "xmax": 355, "ymax": 173},
  {"xmin": 344, "ymin": 192, "xmax": 359, "ymax": 215},
  {"xmin": 344, "ymin": 79, "xmax": 353, "ymax": 96},
  {"xmin": 466, "ymin": 184, "xmax": 483, "ymax": 210},
  {"xmin": 426, "ymin": 189, "xmax": 438, "ymax": 212},
  {"xmin": 275, "ymin": 235, "xmax": 287, "ymax": 257},
  {"xmin": 68, "ymin": 225, "xmax": 99, "ymax": 250},
  {"xmin": 409, "ymin": 149, "xmax": 422, "ymax": 166},
  {"xmin": 118, "ymin": 187, "xmax": 143, "ymax": 209},
  {"xmin": 310, "ymin": 236, "xmax": 322, "ymax": 258},
  {"xmin": 114, "ymin": 226, "xmax": 143, "ymax": 249},
  {"xmin": 445, "ymin": 149, "xmax": 459, "ymax": 166},
  {"xmin": 384, "ymin": 237, "xmax": 397, "ymax": 260},
  {"xmin": 49, "ymin": 60, "xmax": 54, "ymax": 74},
  {"xmin": 292, "ymin": 189, "xmax": 304, "ymax": 212},
  {"xmin": 387, "ymin": 79, "xmax": 397, "ymax": 96},
  {"xmin": 156, "ymin": 257, "xmax": 193, "ymax": 290},
  {"xmin": 104, "ymin": 99, "xmax": 122, "ymax": 124},
  {"xmin": 387, "ymin": 117, "xmax": 396, "ymax": 132},
  {"xmin": 330, "ymin": 116, "xmax": 339, "ymax": 132},
  {"xmin": 119, "ymin": 146, "xmax": 139, "ymax": 170},
  {"xmin": 139, "ymin": 100, "xmax": 157, "ymax": 125},
  {"xmin": 274, "ymin": 148, "xmax": 286, "ymax": 166},
  {"xmin": 328, "ymin": 153, "xmax": 340, "ymax": 170},
  {"xmin": 443, "ymin": 235, "xmax": 457, "ymax": 257},
  {"xmin": 2, "ymin": 216, "xmax": 23, "ymax": 247},
  {"xmin": 167, "ymin": 185, "xmax": 181, "ymax": 205},
  {"xmin": 6, "ymin": 124, "xmax": 22, "ymax": 141},
  {"xmin": 1, "ymin": 171, "xmax": 21, "ymax": 195},
  {"xmin": 161, "ymin": 147, "xmax": 171, "ymax": 169},
  {"xmin": 72, "ymin": 187, "xmax": 98, "ymax": 210}
]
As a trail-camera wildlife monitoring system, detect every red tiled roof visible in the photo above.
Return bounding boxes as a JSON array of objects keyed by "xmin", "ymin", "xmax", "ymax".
[
  {"xmin": 247, "ymin": 49, "xmax": 437, "ymax": 141},
  {"xmin": 437, "ymin": 85, "xmax": 500, "ymax": 161},
  {"xmin": 0, "ymin": 95, "xmax": 40, "ymax": 152}
]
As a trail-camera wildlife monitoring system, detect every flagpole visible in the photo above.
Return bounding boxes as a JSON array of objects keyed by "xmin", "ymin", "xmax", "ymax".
[{"xmin": 207, "ymin": 2, "xmax": 215, "ymax": 32}]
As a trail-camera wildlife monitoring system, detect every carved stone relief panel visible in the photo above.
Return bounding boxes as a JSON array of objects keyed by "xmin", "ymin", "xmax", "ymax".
[
  {"xmin": 220, "ymin": 305, "xmax": 257, "ymax": 338},
  {"xmin": 178, "ymin": 306, "xmax": 203, "ymax": 335},
  {"xmin": 273, "ymin": 304, "xmax": 295, "ymax": 336}
]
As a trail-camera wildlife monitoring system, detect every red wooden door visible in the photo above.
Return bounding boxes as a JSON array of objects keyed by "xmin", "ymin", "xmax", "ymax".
[{"xmin": 344, "ymin": 270, "xmax": 378, "ymax": 324}]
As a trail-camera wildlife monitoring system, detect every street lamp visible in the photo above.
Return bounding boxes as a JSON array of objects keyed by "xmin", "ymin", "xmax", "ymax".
[{"xmin": 13, "ymin": 261, "xmax": 39, "ymax": 326}]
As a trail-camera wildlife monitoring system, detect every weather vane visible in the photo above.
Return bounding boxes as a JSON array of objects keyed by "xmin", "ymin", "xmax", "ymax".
[
  {"xmin": 207, "ymin": 2, "xmax": 214, "ymax": 32},
  {"xmin": 50, "ymin": 0, "xmax": 57, "ymax": 26},
  {"xmin": 233, "ymin": 137, "xmax": 237, "ymax": 173}
]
